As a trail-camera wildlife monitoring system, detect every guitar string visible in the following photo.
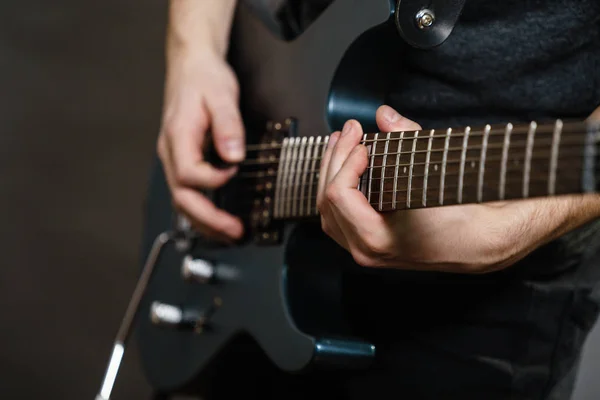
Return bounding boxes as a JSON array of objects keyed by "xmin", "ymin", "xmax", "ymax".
[
  {"xmin": 234, "ymin": 174, "xmax": 585, "ymax": 207},
  {"xmin": 243, "ymin": 121, "xmax": 589, "ymax": 151},
  {"xmin": 229, "ymin": 163, "xmax": 586, "ymax": 210},
  {"xmin": 236, "ymin": 146, "xmax": 588, "ymax": 179},
  {"xmin": 232, "ymin": 178, "xmax": 587, "ymax": 219},
  {"xmin": 229, "ymin": 166, "xmax": 590, "ymax": 217},
  {"xmin": 238, "ymin": 136, "xmax": 586, "ymax": 167}
]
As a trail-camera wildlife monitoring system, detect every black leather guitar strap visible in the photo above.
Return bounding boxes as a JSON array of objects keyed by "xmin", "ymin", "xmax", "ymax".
[{"xmin": 395, "ymin": 0, "xmax": 466, "ymax": 49}]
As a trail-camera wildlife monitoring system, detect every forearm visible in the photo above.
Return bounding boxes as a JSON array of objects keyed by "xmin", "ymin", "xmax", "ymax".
[
  {"xmin": 495, "ymin": 194, "xmax": 600, "ymax": 269},
  {"xmin": 168, "ymin": 0, "xmax": 238, "ymax": 59}
]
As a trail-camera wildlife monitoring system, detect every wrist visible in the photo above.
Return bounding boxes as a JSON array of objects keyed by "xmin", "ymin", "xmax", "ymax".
[
  {"xmin": 492, "ymin": 194, "xmax": 600, "ymax": 269},
  {"xmin": 167, "ymin": 0, "xmax": 237, "ymax": 59}
]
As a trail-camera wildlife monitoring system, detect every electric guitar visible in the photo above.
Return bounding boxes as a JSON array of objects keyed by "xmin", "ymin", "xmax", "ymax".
[{"xmin": 134, "ymin": 0, "xmax": 600, "ymax": 394}]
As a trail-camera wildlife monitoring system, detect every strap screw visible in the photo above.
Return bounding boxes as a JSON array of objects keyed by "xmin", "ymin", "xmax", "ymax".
[{"xmin": 416, "ymin": 9, "xmax": 435, "ymax": 30}]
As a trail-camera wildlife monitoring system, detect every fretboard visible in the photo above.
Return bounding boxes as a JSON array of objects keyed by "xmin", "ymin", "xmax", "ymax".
[{"xmin": 268, "ymin": 119, "xmax": 599, "ymax": 219}]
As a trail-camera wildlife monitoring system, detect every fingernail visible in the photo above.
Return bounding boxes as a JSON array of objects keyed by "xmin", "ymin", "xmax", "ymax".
[
  {"xmin": 341, "ymin": 120, "xmax": 353, "ymax": 136},
  {"xmin": 225, "ymin": 139, "xmax": 244, "ymax": 160},
  {"xmin": 383, "ymin": 106, "xmax": 401, "ymax": 123}
]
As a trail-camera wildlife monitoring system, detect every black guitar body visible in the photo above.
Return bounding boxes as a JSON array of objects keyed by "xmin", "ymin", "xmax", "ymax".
[{"xmin": 138, "ymin": 0, "xmax": 405, "ymax": 392}]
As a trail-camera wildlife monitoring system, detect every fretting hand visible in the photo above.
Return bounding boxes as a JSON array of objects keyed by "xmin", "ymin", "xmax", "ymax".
[{"xmin": 317, "ymin": 105, "xmax": 600, "ymax": 273}]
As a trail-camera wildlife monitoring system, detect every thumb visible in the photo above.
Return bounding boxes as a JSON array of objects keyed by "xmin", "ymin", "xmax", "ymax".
[
  {"xmin": 376, "ymin": 105, "xmax": 421, "ymax": 132},
  {"xmin": 588, "ymin": 105, "xmax": 600, "ymax": 121},
  {"xmin": 206, "ymin": 93, "xmax": 246, "ymax": 163}
]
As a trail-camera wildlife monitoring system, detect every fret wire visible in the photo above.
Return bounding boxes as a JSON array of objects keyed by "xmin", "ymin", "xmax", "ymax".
[
  {"xmin": 367, "ymin": 133, "xmax": 378, "ymax": 204},
  {"xmin": 406, "ymin": 131, "xmax": 419, "ymax": 209},
  {"xmin": 300, "ymin": 136, "xmax": 315, "ymax": 216},
  {"xmin": 358, "ymin": 133, "xmax": 368, "ymax": 195},
  {"xmin": 392, "ymin": 131, "xmax": 404, "ymax": 210},
  {"xmin": 292, "ymin": 136, "xmax": 308, "ymax": 219},
  {"xmin": 296, "ymin": 137, "xmax": 309, "ymax": 217},
  {"xmin": 499, "ymin": 123, "xmax": 513, "ymax": 200},
  {"xmin": 273, "ymin": 138, "xmax": 289, "ymax": 218},
  {"xmin": 286, "ymin": 138, "xmax": 301, "ymax": 217},
  {"xmin": 439, "ymin": 128, "xmax": 452, "ymax": 205},
  {"xmin": 305, "ymin": 136, "xmax": 320, "ymax": 216},
  {"xmin": 548, "ymin": 119, "xmax": 563, "ymax": 195},
  {"xmin": 522, "ymin": 121, "xmax": 537, "ymax": 198},
  {"xmin": 477, "ymin": 124, "xmax": 491, "ymax": 203},
  {"xmin": 457, "ymin": 126, "xmax": 471, "ymax": 204},
  {"xmin": 379, "ymin": 132, "xmax": 391, "ymax": 211},
  {"xmin": 307, "ymin": 135, "xmax": 326, "ymax": 214},
  {"xmin": 423, "ymin": 129, "xmax": 435, "ymax": 207},
  {"xmin": 281, "ymin": 137, "xmax": 295, "ymax": 217}
]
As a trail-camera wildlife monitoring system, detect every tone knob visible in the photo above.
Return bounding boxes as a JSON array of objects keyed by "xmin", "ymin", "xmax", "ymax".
[
  {"xmin": 150, "ymin": 302, "xmax": 183, "ymax": 327},
  {"xmin": 149, "ymin": 299, "xmax": 222, "ymax": 334},
  {"xmin": 181, "ymin": 255, "xmax": 215, "ymax": 283}
]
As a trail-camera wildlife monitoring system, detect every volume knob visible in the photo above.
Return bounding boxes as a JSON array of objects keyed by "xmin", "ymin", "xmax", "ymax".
[{"xmin": 182, "ymin": 255, "xmax": 215, "ymax": 283}]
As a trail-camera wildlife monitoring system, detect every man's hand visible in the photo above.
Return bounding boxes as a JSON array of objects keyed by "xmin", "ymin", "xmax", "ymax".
[
  {"xmin": 317, "ymin": 105, "xmax": 600, "ymax": 274},
  {"xmin": 157, "ymin": 0, "xmax": 243, "ymax": 242}
]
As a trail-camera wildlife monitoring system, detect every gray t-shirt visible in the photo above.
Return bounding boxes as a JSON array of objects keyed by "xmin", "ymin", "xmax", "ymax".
[{"xmin": 270, "ymin": 0, "xmax": 600, "ymax": 280}]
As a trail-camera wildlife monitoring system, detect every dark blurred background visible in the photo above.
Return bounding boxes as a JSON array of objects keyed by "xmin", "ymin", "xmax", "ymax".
[
  {"xmin": 0, "ymin": 1, "xmax": 598, "ymax": 399},
  {"xmin": 0, "ymin": 0, "xmax": 163, "ymax": 398}
]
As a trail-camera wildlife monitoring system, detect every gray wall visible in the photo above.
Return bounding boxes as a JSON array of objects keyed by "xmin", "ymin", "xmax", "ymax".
[
  {"xmin": 0, "ymin": 0, "xmax": 163, "ymax": 398},
  {"xmin": 0, "ymin": 1, "xmax": 597, "ymax": 399}
]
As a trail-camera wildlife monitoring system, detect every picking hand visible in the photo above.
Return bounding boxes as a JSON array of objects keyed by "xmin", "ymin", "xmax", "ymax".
[{"xmin": 157, "ymin": 49, "xmax": 245, "ymax": 241}]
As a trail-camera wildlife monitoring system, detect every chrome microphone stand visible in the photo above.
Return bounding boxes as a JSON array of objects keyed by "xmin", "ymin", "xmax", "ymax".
[{"xmin": 95, "ymin": 231, "xmax": 173, "ymax": 400}]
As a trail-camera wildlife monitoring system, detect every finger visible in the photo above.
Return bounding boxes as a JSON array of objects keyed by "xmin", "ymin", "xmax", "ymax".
[
  {"xmin": 177, "ymin": 209, "xmax": 236, "ymax": 244},
  {"xmin": 317, "ymin": 131, "xmax": 340, "ymax": 208},
  {"xmin": 168, "ymin": 133, "xmax": 238, "ymax": 189},
  {"xmin": 588, "ymin": 105, "xmax": 600, "ymax": 121},
  {"xmin": 375, "ymin": 105, "xmax": 422, "ymax": 133},
  {"xmin": 160, "ymin": 142, "xmax": 244, "ymax": 240},
  {"xmin": 327, "ymin": 120, "xmax": 364, "ymax": 184},
  {"xmin": 331, "ymin": 144, "xmax": 370, "ymax": 191},
  {"xmin": 166, "ymin": 109, "xmax": 239, "ymax": 189},
  {"xmin": 173, "ymin": 188, "xmax": 244, "ymax": 240},
  {"xmin": 206, "ymin": 91, "xmax": 246, "ymax": 163},
  {"xmin": 329, "ymin": 145, "xmax": 382, "ymax": 226},
  {"xmin": 321, "ymin": 212, "xmax": 350, "ymax": 251}
]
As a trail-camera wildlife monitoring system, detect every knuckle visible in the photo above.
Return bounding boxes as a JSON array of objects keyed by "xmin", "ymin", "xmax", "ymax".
[
  {"xmin": 363, "ymin": 235, "xmax": 387, "ymax": 258},
  {"xmin": 162, "ymin": 119, "xmax": 179, "ymax": 138},
  {"xmin": 171, "ymin": 191, "xmax": 186, "ymax": 211},
  {"xmin": 163, "ymin": 117, "xmax": 197, "ymax": 140},
  {"xmin": 320, "ymin": 217, "xmax": 330, "ymax": 235},
  {"xmin": 173, "ymin": 164, "xmax": 195, "ymax": 186},
  {"xmin": 325, "ymin": 185, "xmax": 341, "ymax": 203},
  {"xmin": 316, "ymin": 195, "xmax": 326, "ymax": 212},
  {"xmin": 221, "ymin": 69, "xmax": 240, "ymax": 97},
  {"xmin": 350, "ymin": 248, "xmax": 377, "ymax": 268},
  {"xmin": 156, "ymin": 136, "xmax": 166, "ymax": 158},
  {"xmin": 353, "ymin": 234, "xmax": 391, "ymax": 268}
]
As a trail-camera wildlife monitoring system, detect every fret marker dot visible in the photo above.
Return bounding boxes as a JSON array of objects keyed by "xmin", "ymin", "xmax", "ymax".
[
  {"xmin": 403, "ymin": 167, "xmax": 407, "ymax": 174},
  {"xmin": 434, "ymin": 164, "xmax": 438, "ymax": 171},
  {"xmin": 471, "ymin": 161, "xmax": 476, "ymax": 168}
]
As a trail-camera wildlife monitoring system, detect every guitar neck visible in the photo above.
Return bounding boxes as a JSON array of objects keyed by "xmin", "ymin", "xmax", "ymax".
[{"xmin": 268, "ymin": 119, "xmax": 600, "ymax": 220}]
